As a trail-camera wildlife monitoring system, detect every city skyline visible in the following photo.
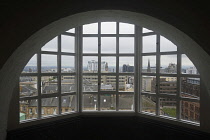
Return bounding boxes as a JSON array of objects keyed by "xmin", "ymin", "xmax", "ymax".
[
  {"xmin": 24, "ymin": 23, "xmax": 195, "ymax": 68},
  {"xmin": 25, "ymin": 55, "xmax": 196, "ymax": 68}
]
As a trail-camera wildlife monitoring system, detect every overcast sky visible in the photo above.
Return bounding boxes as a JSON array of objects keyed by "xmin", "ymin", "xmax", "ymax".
[{"xmin": 25, "ymin": 22, "xmax": 195, "ymax": 69}]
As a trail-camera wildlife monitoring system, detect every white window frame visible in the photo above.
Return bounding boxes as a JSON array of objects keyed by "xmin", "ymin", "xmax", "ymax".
[{"xmin": 19, "ymin": 22, "xmax": 200, "ymax": 126}]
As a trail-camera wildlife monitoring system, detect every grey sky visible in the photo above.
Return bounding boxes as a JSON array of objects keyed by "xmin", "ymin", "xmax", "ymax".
[
  {"xmin": 101, "ymin": 37, "xmax": 116, "ymax": 53},
  {"xmin": 41, "ymin": 37, "xmax": 57, "ymax": 52},
  {"xmin": 61, "ymin": 55, "xmax": 74, "ymax": 67},
  {"xmin": 61, "ymin": 35, "xmax": 75, "ymax": 53},
  {"xmin": 25, "ymin": 22, "xmax": 195, "ymax": 69},
  {"xmin": 41, "ymin": 54, "xmax": 57, "ymax": 66},
  {"xmin": 143, "ymin": 28, "xmax": 153, "ymax": 33},
  {"xmin": 119, "ymin": 37, "xmax": 134, "ymax": 53},
  {"xmin": 143, "ymin": 35, "xmax": 156, "ymax": 53},
  {"xmin": 119, "ymin": 57, "xmax": 134, "ymax": 66},
  {"xmin": 101, "ymin": 22, "xmax": 116, "ymax": 34},
  {"xmin": 119, "ymin": 22, "xmax": 134, "ymax": 34},
  {"xmin": 83, "ymin": 23, "xmax": 98, "ymax": 34},
  {"xmin": 83, "ymin": 37, "xmax": 98, "ymax": 53}
]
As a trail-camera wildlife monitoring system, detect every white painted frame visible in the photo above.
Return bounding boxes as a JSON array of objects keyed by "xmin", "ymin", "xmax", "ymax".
[{"xmin": 19, "ymin": 21, "xmax": 200, "ymax": 126}]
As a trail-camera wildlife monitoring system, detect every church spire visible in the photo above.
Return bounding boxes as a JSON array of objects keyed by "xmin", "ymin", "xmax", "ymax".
[{"xmin": 147, "ymin": 59, "xmax": 151, "ymax": 72}]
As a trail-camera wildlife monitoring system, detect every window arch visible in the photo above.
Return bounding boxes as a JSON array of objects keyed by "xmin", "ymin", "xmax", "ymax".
[{"xmin": 19, "ymin": 22, "xmax": 200, "ymax": 124}]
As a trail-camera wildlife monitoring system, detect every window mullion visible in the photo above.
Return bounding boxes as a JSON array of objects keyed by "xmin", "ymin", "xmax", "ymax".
[
  {"xmin": 77, "ymin": 26, "xmax": 83, "ymax": 113},
  {"xmin": 98, "ymin": 22, "xmax": 101, "ymax": 111},
  {"xmin": 176, "ymin": 46, "xmax": 182, "ymax": 120},
  {"xmin": 57, "ymin": 35, "xmax": 62, "ymax": 115},
  {"xmin": 116, "ymin": 22, "xmax": 119, "ymax": 111},
  {"xmin": 135, "ymin": 26, "xmax": 142, "ymax": 113},
  {"xmin": 37, "ymin": 51, "xmax": 41, "ymax": 119},
  {"xmin": 156, "ymin": 34, "xmax": 160, "ymax": 116}
]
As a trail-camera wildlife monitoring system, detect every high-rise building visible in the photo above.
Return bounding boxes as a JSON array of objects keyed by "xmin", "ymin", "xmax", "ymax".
[
  {"xmin": 186, "ymin": 67, "xmax": 198, "ymax": 74},
  {"xmin": 87, "ymin": 60, "xmax": 98, "ymax": 71},
  {"xmin": 87, "ymin": 60, "xmax": 108, "ymax": 72},
  {"xmin": 122, "ymin": 64, "xmax": 134, "ymax": 72},
  {"xmin": 147, "ymin": 59, "xmax": 151, "ymax": 72},
  {"xmin": 101, "ymin": 61, "xmax": 108, "ymax": 72},
  {"xmin": 165, "ymin": 63, "xmax": 177, "ymax": 73}
]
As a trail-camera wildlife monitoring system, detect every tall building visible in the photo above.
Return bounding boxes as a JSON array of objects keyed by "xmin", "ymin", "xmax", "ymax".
[
  {"xmin": 164, "ymin": 63, "xmax": 177, "ymax": 73},
  {"xmin": 122, "ymin": 64, "xmax": 134, "ymax": 72},
  {"xmin": 87, "ymin": 60, "xmax": 98, "ymax": 71},
  {"xmin": 101, "ymin": 61, "xmax": 108, "ymax": 72},
  {"xmin": 186, "ymin": 67, "xmax": 198, "ymax": 74},
  {"xmin": 87, "ymin": 60, "xmax": 108, "ymax": 72},
  {"xmin": 147, "ymin": 59, "xmax": 151, "ymax": 72}
]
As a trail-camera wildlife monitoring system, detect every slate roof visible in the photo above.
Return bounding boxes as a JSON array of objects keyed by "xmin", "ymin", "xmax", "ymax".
[
  {"xmin": 43, "ymin": 85, "xmax": 58, "ymax": 93},
  {"xmin": 27, "ymin": 94, "xmax": 133, "ymax": 110},
  {"xmin": 19, "ymin": 77, "xmax": 34, "ymax": 82},
  {"xmin": 119, "ymin": 95, "xmax": 134, "ymax": 110},
  {"xmin": 100, "ymin": 95, "xmax": 116, "ymax": 109},
  {"xmin": 28, "ymin": 96, "xmax": 76, "ymax": 109},
  {"xmin": 83, "ymin": 94, "xmax": 134, "ymax": 110},
  {"xmin": 61, "ymin": 85, "xmax": 75, "ymax": 92},
  {"xmin": 20, "ymin": 85, "xmax": 37, "ymax": 96}
]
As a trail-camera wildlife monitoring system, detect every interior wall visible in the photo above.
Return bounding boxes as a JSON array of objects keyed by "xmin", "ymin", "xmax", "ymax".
[
  {"xmin": 4, "ymin": 9, "xmax": 210, "ymax": 131},
  {"xmin": 0, "ymin": 1, "xmax": 209, "ymax": 139}
]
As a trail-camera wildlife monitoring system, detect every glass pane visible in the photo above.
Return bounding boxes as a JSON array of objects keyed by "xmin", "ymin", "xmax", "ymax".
[
  {"xmin": 142, "ymin": 35, "xmax": 156, "ymax": 53},
  {"xmin": 119, "ymin": 57, "xmax": 134, "ymax": 73},
  {"xmin": 100, "ymin": 94, "xmax": 116, "ymax": 111},
  {"xmin": 181, "ymin": 77, "xmax": 200, "ymax": 98},
  {"xmin": 83, "ymin": 23, "xmax": 98, "ymax": 34},
  {"xmin": 101, "ymin": 75, "xmax": 116, "ymax": 91},
  {"xmin": 160, "ymin": 55, "xmax": 177, "ymax": 74},
  {"xmin": 66, "ymin": 28, "xmax": 75, "ymax": 33},
  {"xmin": 119, "ymin": 37, "xmax": 134, "ymax": 53},
  {"xmin": 83, "ymin": 94, "xmax": 98, "ymax": 111},
  {"xmin": 119, "ymin": 75, "xmax": 134, "ymax": 92},
  {"xmin": 119, "ymin": 23, "xmax": 134, "ymax": 34},
  {"xmin": 160, "ymin": 36, "xmax": 177, "ymax": 52},
  {"xmin": 19, "ymin": 76, "xmax": 38, "ymax": 97},
  {"xmin": 143, "ymin": 28, "xmax": 153, "ymax": 33},
  {"xmin": 101, "ymin": 22, "xmax": 116, "ymax": 34},
  {"xmin": 19, "ymin": 99, "xmax": 38, "ymax": 121},
  {"xmin": 142, "ymin": 95, "xmax": 156, "ymax": 114},
  {"xmin": 41, "ymin": 76, "xmax": 58, "ymax": 94},
  {"xmin": 160, "ymin": 97, "xmax": 176, "ymax": 118},
  {"xmin": 61, "ymin": 75, "xmax": 75, "ymax": 93},
  {"xmin": 61, "ymin": 35, "xmax": 75, "ymax": 53},
  {"xmin": 182, "ymin": 54, "xmax": 199, "ymax": 75},
  {"xmin": 142, "ymin": 55, "xmax": 156, "ymax": 73},
  {"xmin": 159, "ymin": 76, "xmax": 177, "ymax": 95},
  {"xmin": 83, "ymin": 75, "xmax": 98, "ymax": 92},
  {"xmin": 181, "ymin": 100, "xmax": 200, "ymax": 123},
  {"xmin": 83, "ymin": 37, "xmax": 98, "ymax": 53},
  {"xmin": 22, "ymin": 54, "xmax": 37, "ymax": 73},
  {"xmin": 41, "ymin": 37, "xmax": 57, "ymax": 52},
  {"xmin": 101, "ymin": 37, "xmax": 116, "ymax": 54},
  {"xmin": 61, "ymin": 55, "xmax": 75, "ymax": 73},
  {"xmin": 142, "ymin": 76, "xmax": 156, "ymax": 93},
  {"xmin": 41, "ymin": 54, "xmax": 57, "ymax": 73},
  {"xmin": 101, "ymin": 57, "xmax": 116, "ymax": 73},
  {"xmin": 41, "ymin": 97, "xmax": 58, "ymax": 117},
  {"xmin": 61, "ymin": 95, "xmax": 76, "ymax": 113},
  {"xmin": 119, "ymin": 94, "xmax": 134, "ymax": 111},
  {"xmin": 83, "ymin": 56, "xmax": 98, "ymax": 73}
]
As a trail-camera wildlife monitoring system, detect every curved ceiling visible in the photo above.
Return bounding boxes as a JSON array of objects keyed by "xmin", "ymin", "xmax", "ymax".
[{"xmin": 0, "ymin": 1, "xmax": 209, "ymax": 70}]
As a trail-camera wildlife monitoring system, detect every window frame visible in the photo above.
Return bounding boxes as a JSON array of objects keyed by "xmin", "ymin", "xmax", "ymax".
[{"xmin": 19, "ymin": 22, "xmax": 200, "ymax": 126}]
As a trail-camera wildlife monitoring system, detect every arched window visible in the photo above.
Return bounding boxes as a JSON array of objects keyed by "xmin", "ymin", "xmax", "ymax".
[{"xmin": 19, "ymin": 22, "xmax": 200, "ymax": 125}]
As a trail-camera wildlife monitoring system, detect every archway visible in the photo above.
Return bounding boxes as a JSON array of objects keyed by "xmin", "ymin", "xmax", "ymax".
[{"xmin": 1, "ymin": 10, "xmax": 210, "ymax": 139}]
